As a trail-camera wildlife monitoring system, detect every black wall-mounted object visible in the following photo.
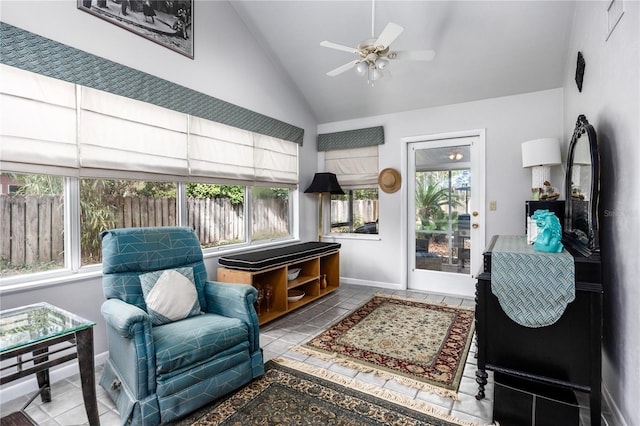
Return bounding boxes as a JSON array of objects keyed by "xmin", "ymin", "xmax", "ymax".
[{"xmin": 575, "ymin": 51, "xmax": 585, "ymax": 92}]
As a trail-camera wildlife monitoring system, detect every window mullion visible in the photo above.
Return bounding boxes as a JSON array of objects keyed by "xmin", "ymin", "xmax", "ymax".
[
  {"xmin": 65, "ymin": 177, "xmax": 81, "ymax": 272},
  {"xmin": 348, "ymin": 190, "xmax": 354, "ymax": 232},
  {"xmin": 246, "ymin": 186, "xmax": 252, "ymax": 243},
  {"xmin": 177, "ymin": 182, "xmax": 187, "ymax": 226},
  {"xmin": 290, "ymin": 188, "xmax": 296, "ymax": 239}
]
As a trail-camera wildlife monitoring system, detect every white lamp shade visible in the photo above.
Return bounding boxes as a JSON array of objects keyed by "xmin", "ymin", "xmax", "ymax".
[
  {"xmin": 521, "ymin": 138, "xmax": 562, "ymax": 168},
  {"xmin": 375, "ymin": 58, "xmax": 389, "ymax": 70},
  {"xmin": 355, "ymin": 62, "xmax": 368, "ymax": 75}
]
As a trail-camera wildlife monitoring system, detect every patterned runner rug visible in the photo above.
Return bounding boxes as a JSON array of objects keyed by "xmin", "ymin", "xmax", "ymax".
[
  {"xmin": 175, "ymin": 360, "xmax": 485, "ymax": 426},
  {"xmin": 291, "ymin": 294, "xmax": 475, "ymax": 399}
]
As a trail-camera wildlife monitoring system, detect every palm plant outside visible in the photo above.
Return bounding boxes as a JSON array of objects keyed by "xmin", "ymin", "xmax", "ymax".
[{"xmin": 415, "ymin": 172, "xmax": 462, "ymax": 245}]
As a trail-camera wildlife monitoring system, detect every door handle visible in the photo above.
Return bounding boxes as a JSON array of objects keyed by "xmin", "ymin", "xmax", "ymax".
[
  {"xmin": 472, "ymin": 223, "xmax": 479, "ymax": 229},
  {"xmin": 472, "ymin": 211, "xmax": 479, "ymax": 217}
]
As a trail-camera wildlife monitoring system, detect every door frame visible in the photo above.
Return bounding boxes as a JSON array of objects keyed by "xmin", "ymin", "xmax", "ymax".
[{"xmin": 401, "ymin": 129, "xmax": 486, "ymax": 297}]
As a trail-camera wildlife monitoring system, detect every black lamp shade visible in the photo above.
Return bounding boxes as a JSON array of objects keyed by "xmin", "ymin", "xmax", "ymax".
[{"xmin": 304, "ymin": 173, "xmax": 345, "ymax": 194}]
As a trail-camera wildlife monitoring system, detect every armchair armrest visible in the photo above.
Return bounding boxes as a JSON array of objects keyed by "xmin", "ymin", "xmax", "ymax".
[
  {"xmin": 204, "ymin": 282, "xmax": 260, "ymax": 351},
  {"xmin": 101, "ymin": 299, "xmax": 156, "ymax": 397},
  {"xmin": 101, "ymin": 298, "xmax": 150, "ymax": 338}
]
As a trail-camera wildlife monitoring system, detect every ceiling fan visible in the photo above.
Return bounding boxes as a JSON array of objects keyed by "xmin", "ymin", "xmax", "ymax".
[{"xmin": 320, "ymin": 1, "xmax": 435, "ymax": 85}]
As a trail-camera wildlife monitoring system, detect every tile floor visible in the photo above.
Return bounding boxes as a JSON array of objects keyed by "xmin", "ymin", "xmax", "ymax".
[{"xmin": 0, "ymin": 284, "xmax": 614, "ymax": 425}]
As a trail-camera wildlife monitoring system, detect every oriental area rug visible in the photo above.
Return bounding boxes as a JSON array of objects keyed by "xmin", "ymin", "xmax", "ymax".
[
  {"xmin": 291, "ymin": 294, "xmax": 475, "ymax": 399},
  {"xmin": 176, "ymin": 360, "xmax": 485, "ymax": 426}
]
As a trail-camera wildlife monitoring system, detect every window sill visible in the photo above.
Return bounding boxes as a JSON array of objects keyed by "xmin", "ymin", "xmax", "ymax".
[
  {"xmin": 1, "ymin": 238, "xmax": 300, "ymax": 295},
  {"xmin": 202, "ymin": 237, "xmax": 300, "ymax": 259},
  {"xmin": 322, "ymin": 233, "xmax": 381, "ymax": 241},
  {"xmin": 0, "ymin": 268, "xmax": 103, "ymax": 295}
]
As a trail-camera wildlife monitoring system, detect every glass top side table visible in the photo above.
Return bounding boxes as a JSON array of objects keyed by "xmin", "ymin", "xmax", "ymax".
[{"xmin": 1, "ymin": 302, "xmax": 100, "ymax": 425}]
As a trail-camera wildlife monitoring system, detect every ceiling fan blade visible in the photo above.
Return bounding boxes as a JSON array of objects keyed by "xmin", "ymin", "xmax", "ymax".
[
  {"xmin": 393, "ymin": 50, "xmax": 436, "ymax": 61},
  {"xmin": 320, "ymin": 41, "xmax": 359, "ymax": 54},
  {"xmin": 374, "ymin": 22, "xmax": 404, "ymax": 48},
  {"xmin": 326, "ymin": 60, "xmax": 359, "ymax": 77}
]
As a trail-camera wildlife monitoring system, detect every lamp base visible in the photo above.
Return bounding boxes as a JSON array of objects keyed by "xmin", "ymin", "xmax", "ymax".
[{"xmin": 531, "ymin": 165, "xmax": 551, "ymax": 190}]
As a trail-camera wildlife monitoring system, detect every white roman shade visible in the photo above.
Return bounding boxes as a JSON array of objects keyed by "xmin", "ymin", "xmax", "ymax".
[
  {"xmin": 1, "ymin": 65, "xmax": 297, "ymax": 186},
  {"xmin": 189, "ymin": 118, "xmax": 297, "ymax": 186},
  {"xmin": 325, "ymin": 145, "xmax": 379, "ymax": 188},
  {"xmin": 0, "ymin": 65, "xmax": 78, "ymax": 175},
  {"xmin": 189, "ymin": 117, "xmax": 255, "ymax": 183},
  {"xmin": 79, "ymin": 87, "xmax": 189, "ymax": 178},
  {"xmin": 254, "ymin": 134, "xmax": 298, "ymax": 186}
]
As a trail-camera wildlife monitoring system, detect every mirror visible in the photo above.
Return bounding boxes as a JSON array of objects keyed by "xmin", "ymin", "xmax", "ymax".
[{"xmin": 564, "ymin": 115, "xmax": 599, "ymax": 256}]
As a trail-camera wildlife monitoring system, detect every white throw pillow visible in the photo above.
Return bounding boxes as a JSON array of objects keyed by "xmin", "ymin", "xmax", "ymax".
[{"xmin": 140, "ymin": 267, "xmax": 201, "ymax": 326}]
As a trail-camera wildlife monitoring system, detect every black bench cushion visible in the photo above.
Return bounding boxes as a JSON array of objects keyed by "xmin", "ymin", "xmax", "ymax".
[{"xmin": 218, "ymin": 242, "xmax": 341, "ymax": 271}]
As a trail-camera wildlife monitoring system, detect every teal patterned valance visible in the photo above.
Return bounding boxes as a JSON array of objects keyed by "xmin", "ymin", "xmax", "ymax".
[
  {"xmin": 317, "ymin": 126, "xmax": 384, "ymax": 151},
  {"xmin": 0, "ymin": 22, "xmax": 304, "ymax": 145}
]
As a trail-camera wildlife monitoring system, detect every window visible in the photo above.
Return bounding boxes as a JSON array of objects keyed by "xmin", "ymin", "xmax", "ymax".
[
  {"xmin": 2, "ymin": 175, "xmax": 294, "ymax": 277},
  {"xmin": 186, "ymin": 183, "xmax": 245, "ymax": 248},
  {"xmin": 331, "ymin": 188, "xmax": 379, "ymax": 234},
  {"xmin": 322, "ymin": 142, "xmax": 380, "ymax": 236},
  {"xmin": 80, "ymin": 179, "xmax": 177, "ymax": 266},
  {"xmin": 79, "ymin": 181, "xmax": 293, "ymax": 264},
  {"xmin": 251, "ymin": 187, "xmax": 290, "ymax": 241},
  {"xmin": 0, "ymin": 173, "xmax": 65, "ymax": 277}
]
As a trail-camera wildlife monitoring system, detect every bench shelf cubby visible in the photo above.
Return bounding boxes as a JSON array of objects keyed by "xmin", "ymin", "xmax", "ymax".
[{"xmin": 216, "ymin": 243, "xmax": 340, "ymax": 325}]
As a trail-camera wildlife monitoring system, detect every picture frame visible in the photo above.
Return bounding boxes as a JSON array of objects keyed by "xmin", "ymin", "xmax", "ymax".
[{"xmin": 77, "ymin": 0, "xmax": 193, "ymax": 59}]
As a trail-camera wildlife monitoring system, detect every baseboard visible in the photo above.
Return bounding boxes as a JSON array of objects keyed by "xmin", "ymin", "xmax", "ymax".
[
  {"xmin": 602, "ymin": 382, "xmax": 628, "ymax": 426},
  {"xmin": 0, "ymin": 351, "xmax": 108, "ymax": 405},
  {"xmin": 339, "ymin": 277, "xmax": 404, "ymax": 290},
  {"xmin": 339, "ymin": 278, "xmax": 475, "ymax": 300}
]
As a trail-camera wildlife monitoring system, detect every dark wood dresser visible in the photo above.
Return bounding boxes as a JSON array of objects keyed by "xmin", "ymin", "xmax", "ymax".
[{"xmin": 475, "ymin": 235, "xmax": 602, "ymax": 425}]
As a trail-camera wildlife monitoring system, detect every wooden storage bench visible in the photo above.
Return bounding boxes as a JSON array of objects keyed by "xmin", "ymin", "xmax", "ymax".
[{"xmin": 217, "ymin": 242, "xmax": 340, "ymax": 325}]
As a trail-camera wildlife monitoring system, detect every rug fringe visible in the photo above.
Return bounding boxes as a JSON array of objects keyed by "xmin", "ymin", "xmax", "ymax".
[
  {"xmin": 273, "ymin": 357, "xmax": 491, "ymax": 426},
  {"xmin": 289, "ymin": 344, "xmax": 461, "ymax": 400}
]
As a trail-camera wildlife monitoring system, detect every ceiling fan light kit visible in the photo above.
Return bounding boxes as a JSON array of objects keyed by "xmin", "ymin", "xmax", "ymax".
[
  {"xmin": 375, "ymin": 58, "xmax": 388, "ymax": 70},
  {"xmin": 320, "ymin": 1, "xmax": 435, "ymax": 87},
  {"xmin": 355, "ymin": 62, "xmax": 368, "ymax": 75}
]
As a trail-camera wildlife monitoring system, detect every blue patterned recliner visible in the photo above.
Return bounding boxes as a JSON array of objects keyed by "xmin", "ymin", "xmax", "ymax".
[{"xmin": 99, "ymin": 227, "xmax": 264, "ymax": 425}]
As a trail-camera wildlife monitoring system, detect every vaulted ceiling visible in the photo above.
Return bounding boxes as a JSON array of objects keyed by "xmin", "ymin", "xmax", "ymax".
[{"xmin": 230, "ymin": 1, "xmax": 576, "ymax": 124}]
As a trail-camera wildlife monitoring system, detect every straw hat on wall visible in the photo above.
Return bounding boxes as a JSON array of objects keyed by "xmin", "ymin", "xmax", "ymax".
[{"xmin": 378, "ymin": 168, "xmax": 402, "ymax": 193}]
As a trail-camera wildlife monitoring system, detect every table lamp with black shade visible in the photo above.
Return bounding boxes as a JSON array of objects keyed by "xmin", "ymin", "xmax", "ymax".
[{"xmin": 304, "ymin": 172, "xmax": 344, "ymax": 241}]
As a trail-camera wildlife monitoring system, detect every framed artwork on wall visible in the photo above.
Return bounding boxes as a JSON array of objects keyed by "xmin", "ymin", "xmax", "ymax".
[{"xmin": 78, "ymin": 0, "xmax": 193, "ymax": 59}]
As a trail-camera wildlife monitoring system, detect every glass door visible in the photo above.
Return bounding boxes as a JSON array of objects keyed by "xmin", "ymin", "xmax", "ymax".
[{"xmin": 406, "ymin": 134, "xmax": 485, "ymax": 296}]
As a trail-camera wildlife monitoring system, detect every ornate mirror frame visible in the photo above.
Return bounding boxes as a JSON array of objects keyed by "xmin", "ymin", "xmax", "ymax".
[{"xmin": 563, "ymin": 114, "xmax": 600, "ymax": 256}]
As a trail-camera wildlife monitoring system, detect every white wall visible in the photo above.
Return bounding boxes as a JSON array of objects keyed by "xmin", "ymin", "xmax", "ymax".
[
  {"xmin": 319, "ymin": 89, "xmax": 564, "ymax": 295},
  {"xmin": 562, "ymin": 2, "xmax": 640, "ymax": 424},
  {"xmin": 0, "ymin": 0, "xmax": 319, "ymax": 357}
]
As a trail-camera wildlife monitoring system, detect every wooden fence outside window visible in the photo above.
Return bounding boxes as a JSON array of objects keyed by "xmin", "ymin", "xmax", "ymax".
[
  {"xmin": 0, "ymin": 195, "xmax": 288, "ymax": 274},
  {"xmin": 1, "ymin": 195, "xmax": 377, "ymax": 276}
]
